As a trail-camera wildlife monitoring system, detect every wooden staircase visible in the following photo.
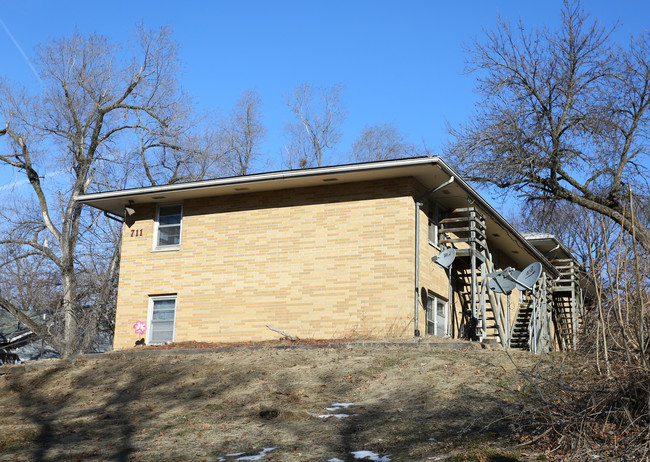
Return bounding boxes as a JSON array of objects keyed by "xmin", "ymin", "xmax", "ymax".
[
  {"xmin": 437, "ymin": 206, "xmax": 577, "ymax": 352},
  {"xmin": 510, "ymin": 298, "xmax": 533, "ymax": 350},
  {"xmin": 509, "ymin": 274, "xmax": 556, "ymax": 352},
  {"xmin": 551, "ymin": 258, "xmax": 583, "ymax": 350},
  {"xmin": 439, "ymin": 206, "xmax": 506, "ymax": 345}
]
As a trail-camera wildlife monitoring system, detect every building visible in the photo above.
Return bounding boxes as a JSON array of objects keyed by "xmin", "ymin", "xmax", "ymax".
[
  {"xmin": 0, "ymin": 308, "xmax": 58, "ymax": 363},
  {"xmin": 77, "ymin": 157, "xmax": 585, "ymax": 352}
]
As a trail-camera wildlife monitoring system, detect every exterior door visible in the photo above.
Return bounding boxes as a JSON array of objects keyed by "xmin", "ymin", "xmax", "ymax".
[{"xmin": 427, "ymin": 293, "xmax": 447, "ymax": 336}]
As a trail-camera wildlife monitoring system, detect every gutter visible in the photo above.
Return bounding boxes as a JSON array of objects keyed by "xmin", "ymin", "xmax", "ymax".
[{"xmin": 1, "ymin": 331, "xmax": 37, "ymax": 349}]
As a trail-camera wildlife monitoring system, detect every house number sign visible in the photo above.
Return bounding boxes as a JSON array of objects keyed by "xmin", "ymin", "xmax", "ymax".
[{"xmin": 130, "ymin": 229, "xmax": 144, "ymax": 237}]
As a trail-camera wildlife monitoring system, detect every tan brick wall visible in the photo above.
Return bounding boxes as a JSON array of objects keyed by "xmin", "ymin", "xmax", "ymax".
[{"xmin": 114, "ymin": 178, "xmax": 432, "ymax": 349}]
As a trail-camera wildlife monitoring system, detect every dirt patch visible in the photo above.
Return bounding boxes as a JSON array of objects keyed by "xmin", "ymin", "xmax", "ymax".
[
  {"xmin": 130, "ymin": 336, "xmax": 478, "ymax": 351},
  {"xmin": 0, "ymin": 340, "xmax": 545, "ymax": 461},
  {"xmin": 135, "ymin": 338, "xmax": 354, "ymax": 350}
]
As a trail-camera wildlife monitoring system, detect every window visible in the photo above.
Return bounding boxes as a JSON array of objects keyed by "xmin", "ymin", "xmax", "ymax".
[
  {"xmin": 428, "ymin": 202, "xmax": 439, "ymax": 248},
  {"xmin": 155, "ymin": 204, "xmax": 182, "ymax": 249},
  {"xmin": 426, "ymin": 293, "xmax": 448, "ymax": 336},
  {"xmin": 149, "ymin": 295, "xmax": 177, "ymax": 344}
]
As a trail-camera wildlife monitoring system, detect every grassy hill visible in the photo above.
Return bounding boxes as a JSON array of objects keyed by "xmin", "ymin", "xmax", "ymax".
[{"xmin": 0, "ymin": 339, "xmax": 544, "ymax": 461}]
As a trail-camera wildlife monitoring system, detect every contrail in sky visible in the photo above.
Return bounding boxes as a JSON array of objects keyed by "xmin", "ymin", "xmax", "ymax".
[
  {"xmin": 0, "ymin": 169, "xmax": 68, "ymax": 191},
  {"xmin": 0, "ymin": 15, "xmax": 43, "ymax": 87}
]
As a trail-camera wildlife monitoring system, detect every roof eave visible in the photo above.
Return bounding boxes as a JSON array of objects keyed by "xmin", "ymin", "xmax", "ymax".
[
  {"xmin": 75, "ymin": 156, "xmax": 441, "ymax": 205},
  {"xmin": 76, "ymin": 156, "xmax": 559, "ymax": 277},
  {"xmin": 433, "ymin": 159, "xmax": 560, "ymax": 277}
]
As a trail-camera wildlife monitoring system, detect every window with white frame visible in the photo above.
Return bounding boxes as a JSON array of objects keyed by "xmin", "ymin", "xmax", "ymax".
[
  {"xmin": 428, "ymin": 202, "xmax": 439, "ymax": 248},
  {"xmin": 155, "ymin": 204, "xmax": 182, "ymax": 249},
  {"xmin": 426, "ymin": 292, "xmax": 448, "ymax": 336},
  {"xmin": 149, "ymin": 295, "xmax": 177, "ymax": 344}
]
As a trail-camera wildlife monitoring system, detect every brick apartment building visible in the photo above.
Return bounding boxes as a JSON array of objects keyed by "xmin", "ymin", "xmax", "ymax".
[{"xmin": 78, "ymin": 157, "xmax": 585, "ymax": 352}]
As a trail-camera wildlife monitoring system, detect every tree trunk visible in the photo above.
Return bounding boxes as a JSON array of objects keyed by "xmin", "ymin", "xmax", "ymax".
[{"xmin": 61, "ymin": 267, "xmax": 79, "ymax": 358}]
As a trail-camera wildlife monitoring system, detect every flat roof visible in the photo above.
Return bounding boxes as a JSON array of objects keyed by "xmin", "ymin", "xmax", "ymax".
[
  {"xmin": 76, "ymin": 156, "xmax": 559, "ymax": 276},
  {"xmin": 522, "ymin": 233, "xmax": 575, "ymax": 261},
  {"xmin": 77, "ymin": 157, "xmax": 450, "ymax": 214}
]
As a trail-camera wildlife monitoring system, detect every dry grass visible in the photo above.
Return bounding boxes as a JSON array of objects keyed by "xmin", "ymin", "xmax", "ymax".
[
  {"xmin": 510, "ymin": 344, "xmax": 650, "ymax": 460},
  {"xmin": 0, "ymin": 339, "xmax": 544, "ymax": 461}
]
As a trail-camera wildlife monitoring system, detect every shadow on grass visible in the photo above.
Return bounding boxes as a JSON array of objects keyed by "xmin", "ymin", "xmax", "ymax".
[
  {"xmin": 211, "ymin": 348, "xmax": 525, "ymax": 461},
  {"xmin": 4, "ymin": 354, "xmax": 247, "ymax": 461},
  {"xmin": 1, "ymin": 346, "xmax": 526, "ymax": 461}
]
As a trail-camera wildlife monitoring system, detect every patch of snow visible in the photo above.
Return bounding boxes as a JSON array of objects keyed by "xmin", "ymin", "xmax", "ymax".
[
  {"xmin": 235, "ymin": 447, "xmax": 276, "ymax": 460},
  {"xmin": 428, "ymin": 437, "xmax": 437, "ymax": 442},
  {"xmin": 321, "ymin": 403, "xmax": 357, "ymax": 417},
  {"xmin": 225, "ymin": 453, "xmax": 246, "ymax": 457},
  {"xmin": 351, "ymin": 450, "xmax": 391, "ymax": 461},
  {"xmin": 327, "ymin": 402, "xmax": 354, "ymax": 410},
  {"xmin": 328, "ymin": 459, "xmax": 345, "ymax": 462}
]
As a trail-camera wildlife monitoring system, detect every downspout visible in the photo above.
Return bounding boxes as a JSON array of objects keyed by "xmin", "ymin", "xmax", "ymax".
[{"xmin": 414, "ymin": 177, "xmax": 455, "ymax": 337}]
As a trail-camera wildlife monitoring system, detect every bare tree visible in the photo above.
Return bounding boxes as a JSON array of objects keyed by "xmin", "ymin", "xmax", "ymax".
[
  {"xmin": 0, "ymin": 26, "xmax": 214, "ymax": 357},
  {"xmin": 220, "ymin": 90, "xmax": 266, "ymax": 176},
  {"xmin": 445, "ymin": 0, "xmax": 650, "ymax": 252},
  {"xmin": 283, "ymin": 83, "xmax": 345, "ymax": 168},
  {"xmin": 509, "ymin": 201, "xmax": 614, "ymax": 269},
  {"xmin": 138, "ymin": 128, "xmax": 223, "ymax": 186},
  {"xmin": 349, "ymin": 122, "xmax": 416, "ymax": 162}
]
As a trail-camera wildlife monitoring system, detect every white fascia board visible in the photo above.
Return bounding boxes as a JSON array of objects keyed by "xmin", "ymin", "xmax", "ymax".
[
  {"xmin": 75, "ymin": 157, "xmax": 442, "ymax": 214},
  {"xmin": 7, "ymin": 330, "xmax": 35, "ymax": 344},
  {"xmin": 522, "ymin": 233, "xmax": 574, "ymax": 262},
  {"xmin": 77, "ymin": 157, "xmax": 439, "ymax": 201}
]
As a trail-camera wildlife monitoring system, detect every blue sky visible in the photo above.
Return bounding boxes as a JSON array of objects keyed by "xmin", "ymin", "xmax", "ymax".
[{"xmin": 1, "ymin": 0, "xmax": 649, "ymax": 188}]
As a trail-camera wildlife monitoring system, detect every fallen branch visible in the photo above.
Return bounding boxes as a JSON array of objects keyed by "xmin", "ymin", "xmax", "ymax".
[
  {"xmin": 515, "ymin": 427, "xmax": 552, "ymax": 448},
  {"xmin": 266, "ymin": 325, "xmax": 297, "ymax": 341}
]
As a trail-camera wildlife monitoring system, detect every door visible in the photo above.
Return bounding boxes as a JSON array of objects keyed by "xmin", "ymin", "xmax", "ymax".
[{"xmin": 427, "ymin": 293, "xmax": 447, "ymax": 336}]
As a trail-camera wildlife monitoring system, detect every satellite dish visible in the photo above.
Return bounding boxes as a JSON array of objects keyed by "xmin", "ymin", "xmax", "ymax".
[
  {"xmin": 488, "ymin": 271, "xmax": 518, "ymax": 295},
  {"xmin": 486, "ymin": 267, "xmax": 521, "ymax": 348},
  {"xmin": 432, "ymin": 248, "xmax": 456, "ymax": 269},
  {"xmin": 515, "ymin": 262, "xmax": 542, "ymax": 291}
]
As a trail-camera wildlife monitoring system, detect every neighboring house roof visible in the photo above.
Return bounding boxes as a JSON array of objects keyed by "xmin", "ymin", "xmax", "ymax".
[
  {"xmin": 0, "ymin": 308, "xmax": 39, "ymax": 348},
  {"xmin": 76, "ymin": 156, "xmax": 559, "ymax": 276}
]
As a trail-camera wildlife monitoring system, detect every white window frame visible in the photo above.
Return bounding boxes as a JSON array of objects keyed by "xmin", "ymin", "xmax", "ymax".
[
  {"xmin": 428, "ymin": 201, "xmax": 440, "ymax": 249},
  {"xmin": 153, "ymin": 203, "xmax": 183, "ymax": 251},
  {"xmin": 426, "ymin": 292, "xmax": 448, "ymax": 337},
  {"xmin": 147, "ymin": 295, "xmax": 177, "ymax": 344}
]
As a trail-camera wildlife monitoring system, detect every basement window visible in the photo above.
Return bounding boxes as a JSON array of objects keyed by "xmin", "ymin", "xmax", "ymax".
[
  {"xmin": 148, "ymin": 295, "xmax": 177, "ymax": 344},
  {"xmin": 154, "ymin": 204, "xmax": 183, "ymax": 250}
]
